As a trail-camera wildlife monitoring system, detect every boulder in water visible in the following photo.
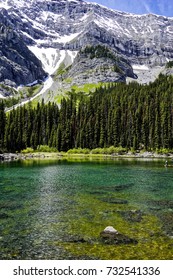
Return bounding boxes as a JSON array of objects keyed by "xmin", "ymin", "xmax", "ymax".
[{"xmin": 100, "ymin": 226, "xmax": 138, "ymax": 245}]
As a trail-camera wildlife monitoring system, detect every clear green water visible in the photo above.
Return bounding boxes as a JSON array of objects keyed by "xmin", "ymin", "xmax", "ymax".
[{"xmin": 0, "ymin": 158, "xmax": 173, "ymax": 260}]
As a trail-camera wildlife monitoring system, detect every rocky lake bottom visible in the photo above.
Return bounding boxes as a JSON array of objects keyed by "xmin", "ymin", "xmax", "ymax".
[{"xmin": 0, "ymin": 158, "xmax": 173, "ymax": 260}]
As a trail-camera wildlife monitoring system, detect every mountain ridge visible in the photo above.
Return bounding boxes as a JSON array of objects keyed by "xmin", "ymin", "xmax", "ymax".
[
  {"xmin": 0, "ymin": 0, "xmax": 173, "ymax": 101},
  {"xmin": 0, "ymin": 18, "xmax": 46, "ymax": 88}
]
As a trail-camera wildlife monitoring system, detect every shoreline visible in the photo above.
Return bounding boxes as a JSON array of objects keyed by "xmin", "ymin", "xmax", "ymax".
[{"xmin": 1, "ymin": 151, "xmax": 173, "ymax": 162}]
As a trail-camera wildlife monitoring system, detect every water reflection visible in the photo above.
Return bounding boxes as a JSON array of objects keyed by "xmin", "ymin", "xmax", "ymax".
[{"xmin": 0, "ymin": 159, "xmax": 173, "ymax": 259}]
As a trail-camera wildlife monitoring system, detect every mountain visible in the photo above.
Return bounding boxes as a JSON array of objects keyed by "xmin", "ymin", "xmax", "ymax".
[
  {"xmin": 0, "ymin": 20, "xmax": 46, "ymax": 89},
  {"xmin": 88, "ymin": 0, "xmax": 173, "ymax": 18},
  {"xmin": 0, "ymin": 0, "xmax": 173, "ymax": 100}
]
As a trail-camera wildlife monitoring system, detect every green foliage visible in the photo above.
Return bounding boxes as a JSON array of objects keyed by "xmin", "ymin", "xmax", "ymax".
[
  {"xmin": 113, "ymin": 64, "xmax": 123, "ymax": 73},
  {"xmin": 0, "ymin": 100, "xmax": 6, "ymax": 152},
  {"xmin": 3, "ymin": 84, "xmax": 42, "ymax": 109},
  {"xmin": 25, "ymin": 84, "xmax": 42, "ymax": 98},
  {"xmin": 71, "ymin": 83, "xmax": 116, "ymax": 96},
  {"xmin": 166, "ymin": 61, "xmax": 173, "ymax": 68},
  {"xmin": 36, "ymin": 145, "xmax": 58, "ymax": 153},
  {"xmin": 155, "ymin": 148, "xmax": 172, "ymax": 154},
  {"xmin": 54, "ymin": 63, "xmax": 72, "ymax": 80},
  {"xmin": 55, "ymin": 62, "xmax": 66, "ymax": 76},
  {"xmin": 91, "ymin": 146, "xmax": 126, "ymax": 154},
  {"xmin": 4, "ymin": 96, "xmax": 20, "ymax": 108},
  {"xmin": 82, "ymin": 45, "xmax": 118, "ymax": 62},
  {"xmin": 63, "ymin": 77, "xmax": 72, "ymax": 83},
  {"xmin": 0, "ymin": 84, "xmax": 18, "ymax": 95},
  {"xmin": 21, "ymin": 147, "xmax": 34, "ymax": 154},
  {"xmin": 67, "ymin": 148, "xmax": 90, "ymax": 154},
  {"xmin": 66, "ymin": 146, "xmax": 126, "ymax": 155},
  {"xmin": 1, "ymin": 74, "xmax": 173, "ymax": 153}
]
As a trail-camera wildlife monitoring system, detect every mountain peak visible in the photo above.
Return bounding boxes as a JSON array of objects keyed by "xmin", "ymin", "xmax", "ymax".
[{"xmin": 0, "ymin": 0, "xmax": 173, "ymax": 97}]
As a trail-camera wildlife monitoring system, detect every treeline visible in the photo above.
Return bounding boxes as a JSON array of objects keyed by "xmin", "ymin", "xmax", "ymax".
[
  {"xmin": 82, "ymin": 45, "xmax": 118, "ymax": 61},
  {"xmin": 0, "ymin": 73, "xmax": 173, "ymax": 153}
]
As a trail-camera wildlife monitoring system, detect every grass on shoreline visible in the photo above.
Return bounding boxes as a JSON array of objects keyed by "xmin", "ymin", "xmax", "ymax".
[{"xmin": 18, "ymin": 146, "xmax": 173, "ymax": 160}]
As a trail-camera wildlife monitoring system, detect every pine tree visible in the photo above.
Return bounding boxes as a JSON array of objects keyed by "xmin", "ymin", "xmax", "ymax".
[{"xmin": 0, "ymin": 101, "xmax": 6, "ymax": 152}]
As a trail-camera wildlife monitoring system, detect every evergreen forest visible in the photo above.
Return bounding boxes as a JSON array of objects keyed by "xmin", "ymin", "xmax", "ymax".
[{"xmin": 0, "ymin": 73, "xmax": 173, "ymax": 153}]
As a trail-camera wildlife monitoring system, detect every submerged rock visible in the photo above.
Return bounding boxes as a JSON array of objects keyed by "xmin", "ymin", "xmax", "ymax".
[
  {"xmin": 63, "ymin": 235, "xmax": 90, "ymax": 244},
  {"xmin": 101, "ymin": 226, "xmax": 118, "ymax": 235},
  {"xmin": 118, "ymin": 210, "xmax": 144, "ymax": 223},
  {"xmin": 150, "ymin": 200, "xmax": 173, "ymax": 209},
  {"xmin": 158, "ymin": 212, "xmax": 173, "ymax": 237},
  {"xmin": 100, "ymin": 226, "xmax": 138, "ymax": 245},
  {"xmin": 113, "ymin": 183, "xmax": 134, "ymax": 191},
  {"xmin": 100, "ymin": 197, "xmax": 128, "ymax": 204}
]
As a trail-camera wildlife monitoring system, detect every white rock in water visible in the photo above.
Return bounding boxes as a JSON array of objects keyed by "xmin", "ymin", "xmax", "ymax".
[{"xmin": 103, "ymin": 226, "xmax": 118, "ymax": 234}]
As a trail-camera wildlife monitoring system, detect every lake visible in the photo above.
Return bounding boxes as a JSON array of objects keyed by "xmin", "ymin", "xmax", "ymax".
[{"xmin": 0, "ymin": 158, "xmax": 173, "ymax": 259}]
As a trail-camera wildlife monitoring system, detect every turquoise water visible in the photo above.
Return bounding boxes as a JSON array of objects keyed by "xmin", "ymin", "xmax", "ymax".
[{"xmin": 0, "ymin": 158, "xmax": 173, "ymax": 259}]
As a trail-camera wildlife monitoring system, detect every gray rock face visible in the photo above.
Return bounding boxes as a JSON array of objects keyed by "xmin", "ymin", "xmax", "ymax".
[
  {"xmin": 0, "ymin": 0, "xmax": 173, "ymax": 92},
  {"xmin": 1, "ymin": 0, "xmax": 173, "ymax": 66},
  {"xmin": 0, "ymin": 19, "xmax": 46, "ymax": 87},
  {"xmin": 57, "ymin": 45, "xmax": 136, "ymax": 86}
]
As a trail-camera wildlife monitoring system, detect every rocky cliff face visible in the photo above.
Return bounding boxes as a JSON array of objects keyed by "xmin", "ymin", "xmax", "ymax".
[
  {"xmin": 57, "ymin": 45, "xmax": 136, "ymax": 86},
  {"xmin": 0, "ymin": 20, "xmax": 46, "ymax": 87},
  {"xmin": 0, "ymin": 0, "xmax": 173, "ymax": 94},
  {"xmin": 1, "ymin": 0, "xmax": 172, "ymax": 65}
]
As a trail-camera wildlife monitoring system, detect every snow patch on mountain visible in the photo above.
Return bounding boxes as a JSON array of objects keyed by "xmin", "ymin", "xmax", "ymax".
[
  {"xmin": 28, "ymin": 47, "xmax": 63, "ymax": 75},
  {"xmin": 132, "ymin": 64, "xmax": 149, "ymax": 70},
  {"xmin": 0, "ymin": 93, "xmax": 6, "ymax": 99},
  {"xmin": 67, "ymin": 50, "xmax": 78, "ymax": 61},
  {"xmin": 28, "ymin": 47, "xmax": 78, "ymax": 75},
  {"xmin": 147, "ymin": 26, "xmax": 154, "ymax": 33},
  {"xmin": 34, "ymin": 33, "xmax": 81, "ymax": 46},
  {"xmin": 94, "ymin": 15, "xmax": 124, "ymax": 32},
  {"xmin": 0, "ymin": 0, "xmax": 10, "ymax": 9},
  {"xmin": 54, "ymin": 32, "xmax": 81, "ymax": 44},
  {"xmin": 10, "ymin": 48, "xmax": 79, "ymax": 109},
  {"xmin": 166, "ymin": 26, "xmax": 173, "ymax": 33},
  {"xmin": 131, "ymin": 25, "xmax": 138, "ymax": 33}
]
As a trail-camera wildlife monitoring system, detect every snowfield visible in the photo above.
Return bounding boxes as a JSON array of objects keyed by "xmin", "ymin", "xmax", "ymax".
[
  {"xmin": 0, "ymin": 93, "xmax": 6, "ymax": 99},
  {"xmin": 28, "ymin": 47, "xmax": 78, "ymax": 76},
  {"xmin": 132, "ymin": 64, "xmax": 149, "ymax": 70}
]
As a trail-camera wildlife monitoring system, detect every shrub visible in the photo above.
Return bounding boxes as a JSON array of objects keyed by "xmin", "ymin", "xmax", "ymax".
[
  {"xmin": 36, "ymin": 145, "xmax": 58, "ymax": 152},
  {"xmin": 166, "ymin": 61, "xmax": 173, "ymax": 68},
  {"xmin": 21, "ymin": 147, "xmax": 34, "ymax": 154},
  {"xmin": 91, "ymin": 146, "xmax": 126, "ymax": 155},
  {"xmin": 155, "ymin": 148, "xmax": 171, "ymax": 154},
  {"xmin": 91, "ymin": 148, "xmax": 103, "ymax": 154},
  {"xmin": 67, "ymin": 148, "xmax": 90, "ymax": 154}
]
